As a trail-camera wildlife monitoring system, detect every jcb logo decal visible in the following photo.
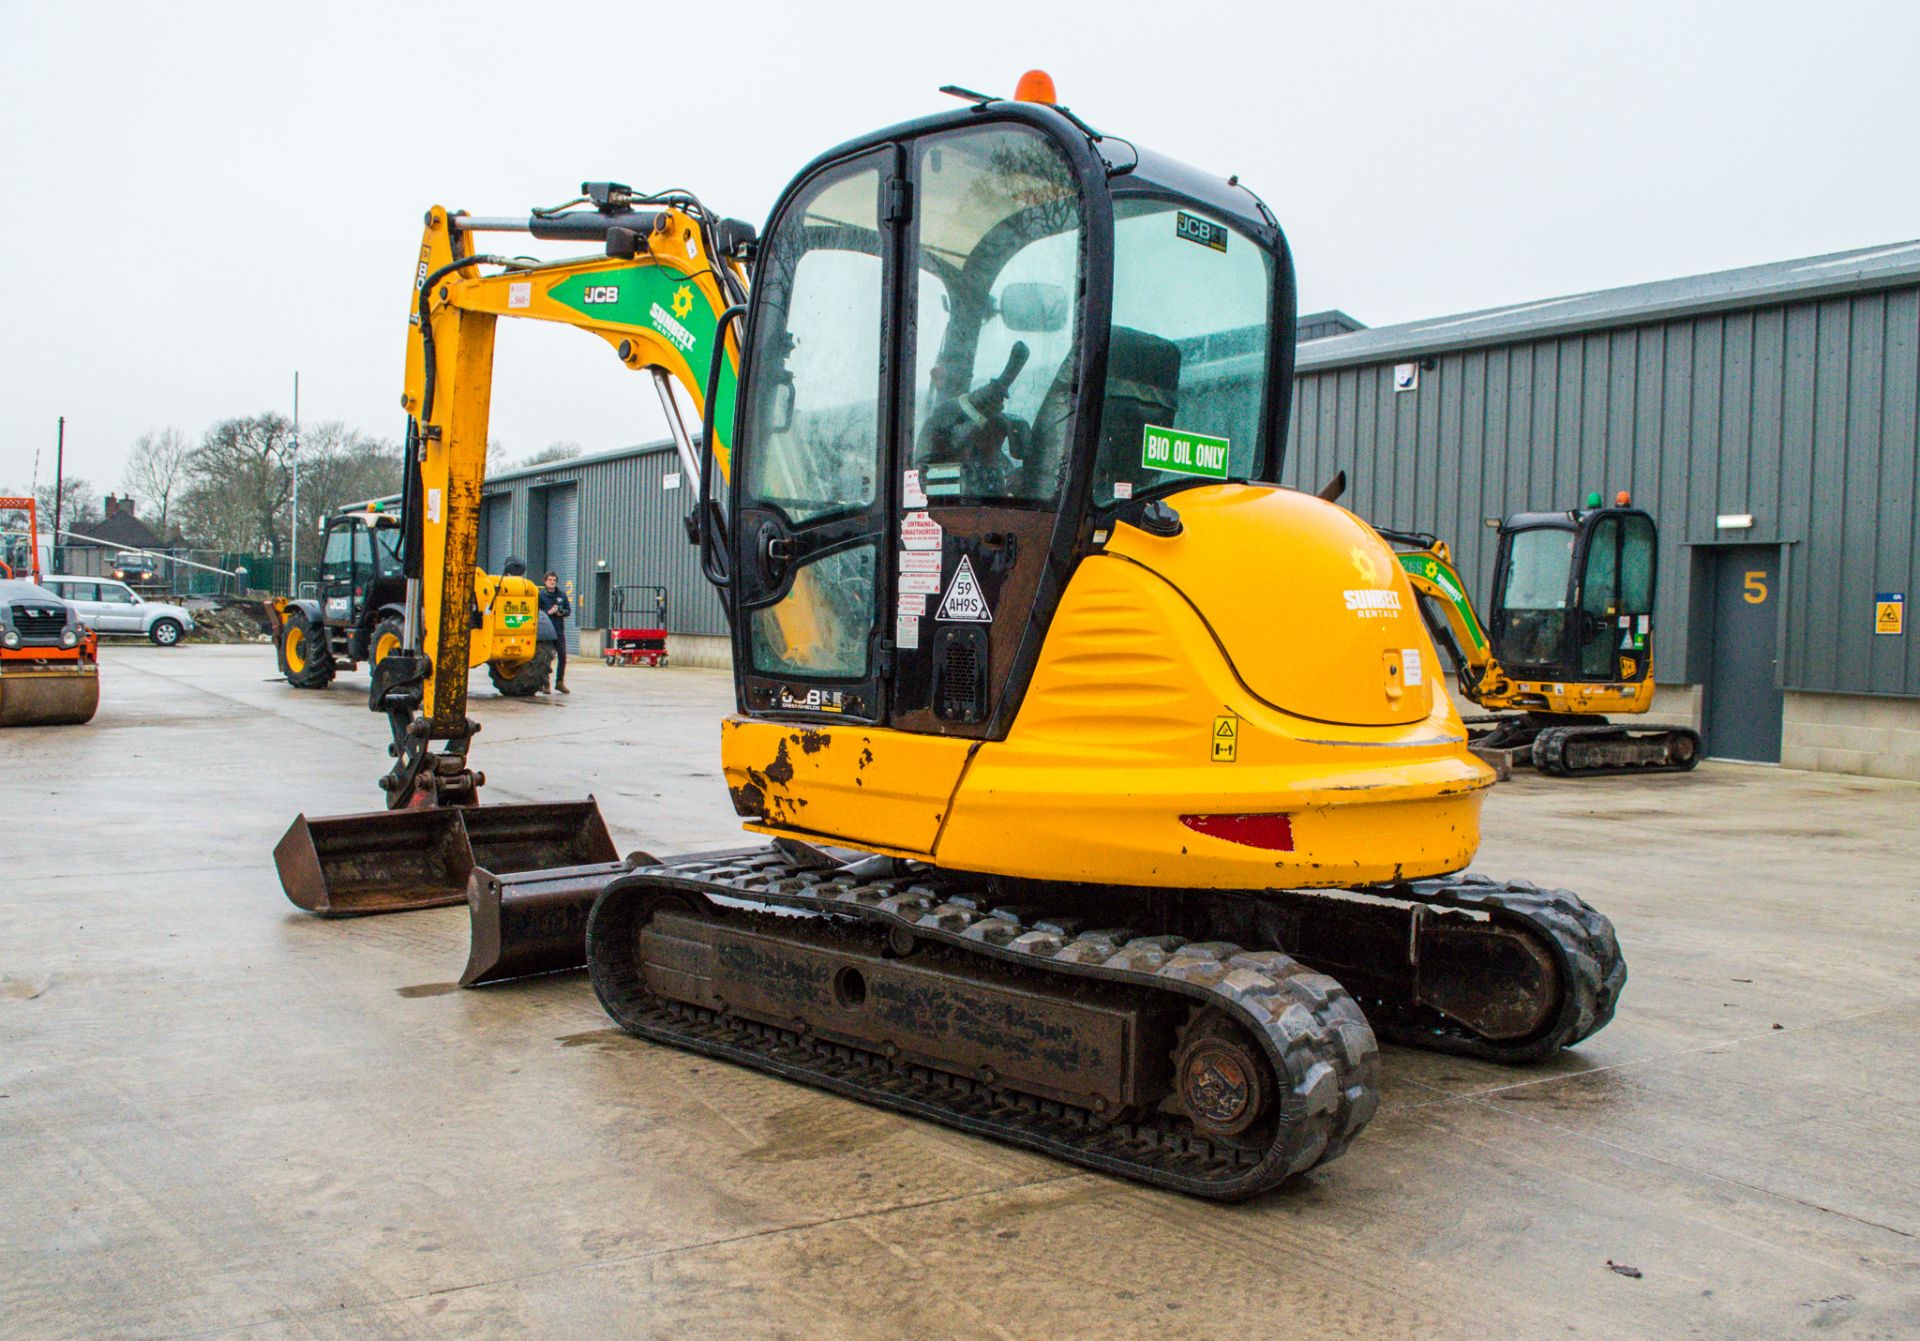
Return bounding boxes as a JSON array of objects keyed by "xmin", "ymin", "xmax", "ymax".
[{"xmin": 581, "ymin": 285, "xmax": 620, "ymax": 304}]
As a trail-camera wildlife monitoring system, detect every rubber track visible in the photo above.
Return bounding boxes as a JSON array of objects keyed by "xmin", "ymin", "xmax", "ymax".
[
  {"xmin": 587, "ymin": 849, "xmax": 1380, "ymax": 1200},
  {"xmin": 1358, "ymin": 873, "xmax": 1627, "ymax": 1063},
  {"xmin": 1533, "ymin": 723, "xmax": 1702, "ymax": 777}
]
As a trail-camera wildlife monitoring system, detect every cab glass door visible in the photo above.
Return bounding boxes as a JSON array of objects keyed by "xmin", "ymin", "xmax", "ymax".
[
  {"xmin": 893, "ymin": 122, "xmax": 1084, "ymax": 735},
  {"xmin": 733, "ymin": 149, "xmax": 892, "ymax": 720},
  {"xmin": 319, "ymin": 523, "xmax": 356, "ymax": 629},
  {"xmin": 1574, "ymin": 512, "xmax": 1656, "ymax": 680}
]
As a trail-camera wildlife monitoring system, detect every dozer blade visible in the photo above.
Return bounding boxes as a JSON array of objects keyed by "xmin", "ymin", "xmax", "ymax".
[
  {"xmin": 275, "ymin": 799, "xmax": 617, "ymax": 917},
  {"xmin": 460, "ymin": 852, "xmax": 653, "ymax": 987},
  {"xmin": 0, "ymin": 669, "xmax": 100, "ymax": 727}
]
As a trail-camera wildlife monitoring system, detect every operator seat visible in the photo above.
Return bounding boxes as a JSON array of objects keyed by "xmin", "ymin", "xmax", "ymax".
[{"xmin": 1030, "ymin": 325, "xmax": 1182, "ymax": 502}]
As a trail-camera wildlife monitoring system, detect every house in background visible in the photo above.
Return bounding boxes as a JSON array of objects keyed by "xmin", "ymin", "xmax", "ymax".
[{"xmin": 58, "ymin": 495, "xmax": 179, "ymax": 582}]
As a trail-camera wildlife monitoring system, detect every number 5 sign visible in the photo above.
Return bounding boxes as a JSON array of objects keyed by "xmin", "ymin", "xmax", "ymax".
[{"xmin": 1742, "ymin": 570, "xmax": 1769, "ymax": 604}]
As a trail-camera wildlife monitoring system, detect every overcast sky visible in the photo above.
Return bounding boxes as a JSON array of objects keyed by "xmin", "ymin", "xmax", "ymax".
[{"xmin": 4, "ymin": 1, "xmax": 1917, "ymax": 502}]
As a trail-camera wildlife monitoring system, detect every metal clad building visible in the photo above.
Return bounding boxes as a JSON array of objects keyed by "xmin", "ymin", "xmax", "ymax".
[
  {"xmin": 1287, "ymin": 240, "xmax": 1920, "ymax": 779},
  {"xmin": 479, "ymin": 443, "xmax": 728, "ymax": 665}
]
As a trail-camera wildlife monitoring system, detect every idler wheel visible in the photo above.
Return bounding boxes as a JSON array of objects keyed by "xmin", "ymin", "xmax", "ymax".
[{"xmin": 1174, "ymin": 1011, "xmax": 1273, "ymax": 1142}]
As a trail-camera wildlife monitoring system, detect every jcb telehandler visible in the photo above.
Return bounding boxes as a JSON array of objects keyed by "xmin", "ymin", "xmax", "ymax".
[
  {"xmin": 277, "ymin": 76, "xmax": 1625, "ymax": 1198},
  {"xmin": 269, "ymin": 505, "xmax": 556, "ymax": 696},
  {"xmin": 1383, "ymin": 498, "xmax": 1702, "ymax": 776}
]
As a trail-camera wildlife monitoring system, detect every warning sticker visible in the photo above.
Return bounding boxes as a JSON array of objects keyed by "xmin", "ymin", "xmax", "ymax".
[
  {"xmin": 898, "ymin": 551, "xmax": 941, "ymax": 574},
  {"xmin": 937, "ymin": 554, "xmax": 992, "ymax": 622},
  {"xmin": 897, "ymin": 591, "xmax": 927, "ymax": 615},
  {"xmin": 896, "ymin": 613, "xmax": 920, "ymax": 650},
  {"xmin": 901, "ymin": 512, "xmax": 943, "ymax": 551},
  {"xmin": 1403, "ymin": 647, "xmax": 1424, "ymax": 687},
  {"xmin": 1876, "ymin": 592, "xmax": 1905, "ymax": 635},
  {"xmin": 1211, "ymin": 714, "xmax": 1239, "ymax": 763},
  {"xmin": 899, "ymin": 571, "xmax": 940, "ymax": 595},
  {"xmin": 902, "ymin": 469, "xmax": 927, "ymax": 509}
]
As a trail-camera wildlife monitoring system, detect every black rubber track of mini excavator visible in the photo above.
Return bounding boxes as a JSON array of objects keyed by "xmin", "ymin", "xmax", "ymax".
[
  {"xmin": 1533, "ymin": 724, "xmax": 1702, "ymax": 777},
  {"xmin": 1351, "ymin": 873, "xmax": 1628, "ymax": 1063},
  {"xmin": 585, "ymin": 848, "xmax": 1381, "ymax": 1201}
]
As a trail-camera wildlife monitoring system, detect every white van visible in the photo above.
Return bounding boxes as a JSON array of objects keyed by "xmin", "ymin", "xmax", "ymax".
[{"xmin": 42, "ymin": 576, "xmax": 194, "ymax": 645}]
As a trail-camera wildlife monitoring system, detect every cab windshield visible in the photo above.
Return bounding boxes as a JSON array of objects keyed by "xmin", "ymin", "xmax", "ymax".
[{"xmin": 1092, "ymin": 199, "xmax": 1274, "ymax": 506}]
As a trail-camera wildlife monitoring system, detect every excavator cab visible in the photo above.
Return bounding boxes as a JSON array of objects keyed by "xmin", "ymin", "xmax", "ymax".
[
  {"xmin": 709, "ymin": 101, "xmax": 1490, "ymax": 888},
  {"xmin": 1490, "ymin": 506, "xmax": 1657, "ymax": 688},
  {"xmin": 725, "ymin": 105, "xmax": 1289, "ymax": 739}
]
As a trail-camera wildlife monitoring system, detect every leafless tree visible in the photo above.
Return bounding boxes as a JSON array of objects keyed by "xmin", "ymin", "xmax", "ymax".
[
  {"xmin": 35, "ymin": 477, "xmax": 102, "ymax": 531},
  {"xmin": 121, "ymin": 429, "xmax": 191, "ymax": 535},
  {"xmin": 175, "ymin": 414, "xmax": 297, "ymax": 554},
  {"xmin": 290, "ymin": 421, "xmax": 402, "ymax": 542},
  {"xmin": 520, "ymin": 440, "xmax": 582, "ymax": 467}
]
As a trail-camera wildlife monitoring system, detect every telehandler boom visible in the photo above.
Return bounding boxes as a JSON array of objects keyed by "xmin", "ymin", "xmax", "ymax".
[{"xmin": 277, "ymin": 81, "xmax": 1626, "ymax": 1197}]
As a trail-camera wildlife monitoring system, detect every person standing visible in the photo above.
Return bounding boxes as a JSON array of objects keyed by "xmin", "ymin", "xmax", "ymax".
[{"xmin": 540, "ymin": 571, "xmax": 572, "ymax": 693}]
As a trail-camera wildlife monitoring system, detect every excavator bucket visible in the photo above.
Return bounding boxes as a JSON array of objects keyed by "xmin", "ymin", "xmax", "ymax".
[
  {"xmin": 0, "ymin": 669, "xmax": 100, "ymax": 727},
  {"xmin": 460, "ymin": 852, "xmax": 653, "ymax": 987},
  {"xmin": 274, "ymin": 799, "xmax": 617, "ymax": 917}
]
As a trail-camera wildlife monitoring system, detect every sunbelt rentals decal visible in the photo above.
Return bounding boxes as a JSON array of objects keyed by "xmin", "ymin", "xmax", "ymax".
[{"xmin": 548, "ymin": 269, "xmax": 704, "ymax": 358}]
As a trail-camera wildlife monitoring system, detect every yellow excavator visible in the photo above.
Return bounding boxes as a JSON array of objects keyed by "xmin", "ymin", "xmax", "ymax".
[
  {"xmin": 1382, "ymin": 499, "xmax": 1701, "ymax": 776},
  {"xmin": 277, "ymin": 77, "xmax": 1625, "ymax": 1199}
]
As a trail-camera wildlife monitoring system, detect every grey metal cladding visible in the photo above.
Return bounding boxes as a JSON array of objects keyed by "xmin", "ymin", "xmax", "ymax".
[
  {"xmin": 1285, "ymin": 280, "xmax": 1920, "ymax": 698},
  {"xmin": 1297, "ymin": 239, "xmax": 1920, "ymax": 373},
  {"xmin": 481, "ymin": 441, "xmax": 726, "ymax": 638}
]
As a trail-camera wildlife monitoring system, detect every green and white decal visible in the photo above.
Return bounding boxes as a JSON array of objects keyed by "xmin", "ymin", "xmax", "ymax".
[
  {"xmin": 502, "ymin": 611, "xmax": 534, "ymax": 630},
  {"xmin": 545, "ymin": 265, "xmax": 737, "ymax": 465},
  {"xmin": 1397, "ymin": 552, "xmax": 1487, "ymax": 651},
  {"xmin": 1141, "ymin": 424, "xmax": 1231, "ymax": 480}
]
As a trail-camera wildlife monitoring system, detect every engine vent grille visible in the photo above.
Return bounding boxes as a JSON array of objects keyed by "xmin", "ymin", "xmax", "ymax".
[
  {"xmin": 10, "ymin": 604, "xmax": 66, "ymax": 638},
  {"xmin": 931, "ymin": 626, "xmax": 990, "ymax": 724}
]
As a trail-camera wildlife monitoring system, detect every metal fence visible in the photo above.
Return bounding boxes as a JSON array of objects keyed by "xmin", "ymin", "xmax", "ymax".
[{"xmin": 45, "ymin": 543, "xmax": 313, "ymax": 598}]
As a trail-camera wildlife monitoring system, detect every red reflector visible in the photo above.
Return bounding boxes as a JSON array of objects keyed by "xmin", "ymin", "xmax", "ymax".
[{"xmin": 1179, "ymin": 813, "xmax": 1294, "ymax": 851}]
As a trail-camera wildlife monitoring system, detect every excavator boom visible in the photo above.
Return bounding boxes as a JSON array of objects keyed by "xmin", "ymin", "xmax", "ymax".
[{"xmin": 273, "ymin": 192, "xmax": 751, "ymax": 911}]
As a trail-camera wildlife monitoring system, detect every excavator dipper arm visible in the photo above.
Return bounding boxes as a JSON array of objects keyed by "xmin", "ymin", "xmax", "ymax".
[
  {"xmin": 1386, "ymin": 534, "xmax": 1513, "ymax": 709},
  {"xmin": 380, "ymin": 195, "xmax": 748, "ymax": 808}
]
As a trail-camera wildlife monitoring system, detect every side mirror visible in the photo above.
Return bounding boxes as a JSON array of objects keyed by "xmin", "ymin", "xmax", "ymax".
[{"xmin": 998, "ymin": 282, "xmax": 1068, "ymax": 334}]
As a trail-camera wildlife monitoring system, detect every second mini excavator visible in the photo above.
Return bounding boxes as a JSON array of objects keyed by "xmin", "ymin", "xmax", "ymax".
[
  {"xmin": 1382, "ymin": 498, "xmax": 1702, "ymax": 776},
  {"xmin": 278, "ymin": 79, "xmax": 1626, "ymax": 1198}
]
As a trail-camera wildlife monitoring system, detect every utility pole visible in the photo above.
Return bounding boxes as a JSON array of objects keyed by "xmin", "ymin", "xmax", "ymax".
[
  {"xmin": 289, "ymin": 372, "xmax": 300, "ymax": 597},
  {"xmin": 52, "ymin": 417, "xmax": 65, "ymax": 570}
]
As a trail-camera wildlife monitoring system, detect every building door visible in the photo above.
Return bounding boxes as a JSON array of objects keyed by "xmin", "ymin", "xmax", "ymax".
[
  {"xmin": 481, "ymin": 497, "xmax": 512, "ymax": 574},
  {"xmin": 591, "ymin": 571, "xmax": 611, "ymax": 629},
  {"xmin": 1705, "ymin": 545, "xmax": 1783, "ymax": 762},
  {"xmin": 539, "ymin": 485, "xmax": 579, "ymax": 654}
]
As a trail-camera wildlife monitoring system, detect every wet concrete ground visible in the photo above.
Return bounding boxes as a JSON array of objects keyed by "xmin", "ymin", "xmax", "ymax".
[{"xmin": 3, "ymin": 644, "xmax": 1917, "ymax": 1339}]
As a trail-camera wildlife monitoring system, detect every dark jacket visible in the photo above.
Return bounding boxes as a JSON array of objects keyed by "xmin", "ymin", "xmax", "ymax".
[{"xmin": 539, "ymin": 587, "xmax": 572, "ymax": 623}]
